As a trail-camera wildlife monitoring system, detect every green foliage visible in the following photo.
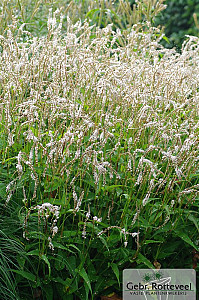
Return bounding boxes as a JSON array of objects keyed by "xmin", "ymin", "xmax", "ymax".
[
  {"xmin": 0, "ymin": 1, "xmax": 198, "ymax": 299},
  {"xmin": 155, "ymin": 0, "xmax": 199, "ymax": 49},
  {"xmin": 0, "ymin": 202, "xmax": 28, "ymax": 300},
  {"xmin": 1, "ymin": 0, "xmax": 199, "ymax": 50},
  {"xmin": 0, "ymin": 0, "xmax": 166, "ymax": 38}
]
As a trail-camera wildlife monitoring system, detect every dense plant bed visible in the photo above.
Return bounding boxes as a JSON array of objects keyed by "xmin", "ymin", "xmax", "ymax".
[{"xmin": 0, "ymin": 2, "xmax": 198, "ymax": 300}]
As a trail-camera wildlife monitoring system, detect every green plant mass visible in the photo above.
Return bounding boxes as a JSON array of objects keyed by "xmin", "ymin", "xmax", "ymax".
[
  {"xmin": 155, "ymin": 0, "xmax": 199, "ymax": 50},
  {"xmin": 0, "ymin": 1, "xmax": 198, "ymax": 299}
]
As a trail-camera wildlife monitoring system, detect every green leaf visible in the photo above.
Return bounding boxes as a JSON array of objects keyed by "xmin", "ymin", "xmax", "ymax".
[
  {"xmin": 0, "ymin": 182, "xmax": 7, "ymax": 199},
  {"xmin": 62, "ymin": 231, "xmax": 77, "ymax": 238},
  {"xmin": 80, "ymin": 222, "xmax": 101, "ymax": 234},
  {"xmin": 25, "ymin": 231, "xmax": 47, "ymax": 239},
  {"xmin": 136, "ymin": 253, "xmax": 155, "ymax": 269},
  {"xmin": 68, "ymin": 244, "xmax": 81, "ymax": 253},
  {"xmin": 85, "ymin": 8, "xmax": 100, "ymax": 20},
  {"xmin": 187, "ymin": 215, "xmax": 199, "ymax": 233},
  {"xmin": 84, "ymin": 282, "xmax": 89, "ymax": 300},
  {"xmin": 174, "ymin": 230, "xmax": 198, "ymax": 251},
  {"xmin": 44, "ymin": 181, "xmax": 60, "ymax": 192},
  {"xmin": 27, "ymin": 249, "xmax": 40, "ymax": 256},
  {"xmin": 41, "ymin": 254, "xmax": 51, "ymax": 276},
  {"xmin": 52, "ymin": 242, "xmax": 77, "ymax": 255},
  {"xmin": 10, "ymin": 269, "xmax": 36, "ymax": 282},
  {"xmin": 95, "ymin": 278, "xmax": 117, "ymax": 295},
  {"xmin": 101, "ymin": 185, "xmax": 124, "ymax": 192},
  {"xmin": 162, "ymin": 36, "xmax": 170, "ymax": 44},
  {"xmin": 53, "ymin": 242, "xmax": 69, "ymax": 251},
  {"xmin": 98, "ymin": 235, "xmax": 109, "ymax": 251},
  {"xmin": 65, "ymin": 256, "xmax": 76, "ymax": 276},
  {"xmin": 43, "ymin": 283, "xmax": 53, "ymax": 300},
  {"xmin": 78, "ymin": 267, "xmax": 92, "ymax": 293},
  {"xmin": 109, "ymin": 263, "xmax": 120, "ymax": 286},
  {"xmin": 94, "ymin": 276, "xmax": 106, "ymax": 294},
  {"xmin": 27, "ymin": 250, "xmax": 51, "ymax": 276},
  {"xmin": 54, "ymin": 252, "xmax": 65, "ymax": 271},
  {"xmin": 144, "ymin": 240, "xmax": 163, "ymax": 245}
]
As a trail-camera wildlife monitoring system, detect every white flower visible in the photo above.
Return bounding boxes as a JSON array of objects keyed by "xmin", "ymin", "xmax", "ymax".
[
  {"xmin": 124, "ymin": 241, "xmax": 128, "ymax": 247},
  {"xmin": 48, "ymin": 237, "xmax": 54, "ymax": 251},
  {"xmin": 52, "ymin": 226, "xmax": 58, "ymax": 237},
  {"xmin": 127, "ymin": 159, "xmax": 132, "ymax": 171},
  {"xmin": 142, "ymin": 193, "xmax": 150, "ymax": 206},
  {"xmin": 86, "ymin": 212, "xmax": 90, "ymax": 219},
  {"xmin": 171, "ymin": 200, "xmax": 175, "ymax": 207},
  {"xmin": 82, "ymin": 230, "xmax": 86, "ymax": 239},
  {"xmin": 131, "ymin": 232, "xmax": 138, "ymax": 237}
]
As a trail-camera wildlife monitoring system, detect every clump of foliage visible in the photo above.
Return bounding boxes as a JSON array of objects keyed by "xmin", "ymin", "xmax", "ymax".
[
  {"xmin": 155, "ymin": 0, "xmax": 199, "ymax": 49},
  {"xmin": 0, "ymin": 201, "xmax": 28, "ymax": 300},
  {"xmin": 0, "ymin": 1, "xmax": 198, "ymax": 299}
]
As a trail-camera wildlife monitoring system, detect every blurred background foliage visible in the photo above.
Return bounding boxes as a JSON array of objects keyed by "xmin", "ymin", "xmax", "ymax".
[
  {"xmin": 0, "ymin": 0, "xmax": 199, "ymax": 50},
  {"xmin": 130, "ymin": 0, "xmax": 199, "ymax": 49},
  {"xmin": 154, "ymin": 0, "xmax": 199, "ymax": 50}
]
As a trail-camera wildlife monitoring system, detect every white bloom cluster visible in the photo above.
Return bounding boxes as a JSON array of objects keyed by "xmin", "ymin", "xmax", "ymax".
[
  {"xmin": 97, "ymin": 225, "xmax": 138, "ymax": 248},
  {"xmin": 1, "ymin": 11, "xmax": 198, "ymax": 251},
  {"xmin": 30, "ymin": 203, "xmax": 61, "ymax": 249},
  {"xmin": 93, "ymin": 216, "xmax": 102, "ymax": 222}
]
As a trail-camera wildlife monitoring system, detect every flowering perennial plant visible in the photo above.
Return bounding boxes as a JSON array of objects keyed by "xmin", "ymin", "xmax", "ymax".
[{"xmin": 0, "ymin": 7, "xmax": 198, "ymax": 300}]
